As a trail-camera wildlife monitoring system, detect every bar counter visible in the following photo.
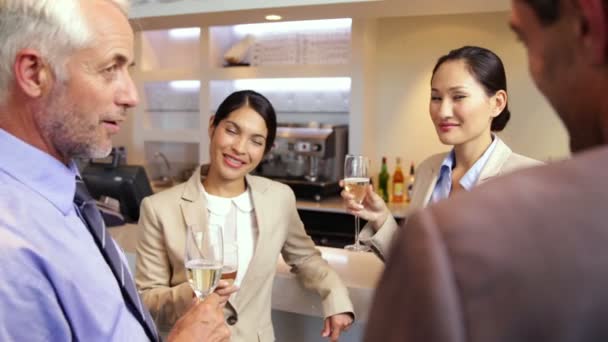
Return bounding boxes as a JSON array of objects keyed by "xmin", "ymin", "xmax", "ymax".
[
  {"xmin": 296, "ymin": 196, "xmax": 409, "ymax": 219},
  {"xmin": 109, "ymin": 224, "xmax": 384, "ymax": 322}
]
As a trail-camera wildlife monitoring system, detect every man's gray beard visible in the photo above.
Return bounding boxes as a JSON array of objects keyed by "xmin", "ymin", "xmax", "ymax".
[
  {"xmin": 36, "ymin": 85, "xmax": 112, "ymax": 161},
  {"xmin": 72, "ymin": 143, "xmax": 113, "ymax": 160}
]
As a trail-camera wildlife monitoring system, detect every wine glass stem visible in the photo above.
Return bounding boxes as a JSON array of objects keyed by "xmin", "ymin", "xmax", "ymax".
[{"xmin": 354, "ymin": 216, "xmax": 360, "ymax": 249}]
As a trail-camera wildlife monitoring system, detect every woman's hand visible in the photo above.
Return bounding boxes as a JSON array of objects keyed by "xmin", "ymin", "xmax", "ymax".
[
  {"xmin": 321, "ymin": 313, "xmax": 353, "ymax": 341},
  {"xmin": 340, "ymin": 182, "xmax": 390, "ymax": 232}
]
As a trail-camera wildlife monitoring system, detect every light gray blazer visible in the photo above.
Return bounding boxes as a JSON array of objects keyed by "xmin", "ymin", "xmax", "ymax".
[
  {"xmin": 136, "ymin": 167, "xmax": 353, "ymax": 341},
  {"xmin": 361, "ymin": 137, "xmax": 542, "ymax": 260}
]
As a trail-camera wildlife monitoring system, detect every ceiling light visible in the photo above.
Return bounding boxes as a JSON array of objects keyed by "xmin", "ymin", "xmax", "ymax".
[
  {"xmin": 169, "ymin": 80, "xmax": 200, "ymax": 91},
  {"xmin": 168, "ymin": 27, "xmax": 200, "ymax": 40},
  {"xmin": 265, "ymin": 14, "xmax": 282, "ymax": 21}
]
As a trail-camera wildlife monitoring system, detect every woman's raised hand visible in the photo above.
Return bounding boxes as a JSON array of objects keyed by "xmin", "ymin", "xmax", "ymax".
[{"xmin": 339, "ymin": 181, "xmax": 390, "ymax": 232}]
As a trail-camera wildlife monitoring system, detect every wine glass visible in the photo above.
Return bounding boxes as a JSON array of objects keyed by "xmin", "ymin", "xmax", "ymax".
[
  {"xmin": 344, "ymin": 155, "xmax": 371, "ymax": 252},
  {"xmin": 185, "ymin": 224, "xmax": 223, "ymax": 299},
  {"xmin": 221, "ymin": 242, "xmax": 239, "ymax": 286}
]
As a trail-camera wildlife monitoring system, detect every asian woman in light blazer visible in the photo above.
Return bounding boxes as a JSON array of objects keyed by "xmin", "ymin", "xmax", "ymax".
[
  {"xmin": 136, "ymin": 90, "xmax": 354, "ymax": 342},
  {"xmin": 342, "ymin": 46, "xmax": 541, "ymax": 260}
]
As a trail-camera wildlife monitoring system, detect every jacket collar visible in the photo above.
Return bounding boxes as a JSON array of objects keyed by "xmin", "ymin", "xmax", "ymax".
[
  {"xmin": 420, "ymin": 136, "xmax": 512, "ymax": 205},
  {"xmin": 477, "ymin": 137, "xmax": 512, "ymax": 184},
  {"xmin": 180, "ymin": 165, "xmax": 270, "ymax": 203},
  {"xmin": 179, "ymin": 165, "xmax": 272, "ymax": 312}
]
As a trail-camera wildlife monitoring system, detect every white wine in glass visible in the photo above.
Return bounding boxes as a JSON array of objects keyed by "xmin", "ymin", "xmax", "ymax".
[
  {"xmin": 344, "ymin": 155, "xmax": 371, "ymax": 252},
  {"xmin": 185, "ymin": 260, "xmax": 223, "ymax": 298},
  {"xmin": 185, "ymin": 224, "xmax": 223, "ymax": 299},
  {"xmin": 344, "ymin": 177, "xmax": 370, "ymax": 203}
]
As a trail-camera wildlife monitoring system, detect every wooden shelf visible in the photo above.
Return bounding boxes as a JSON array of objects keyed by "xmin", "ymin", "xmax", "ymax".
[
  {"xmin": 208, "ymin": 64, "xmax": 352, "ymax": 80},
  {"xmin": 139, "ymin": 68, "xmax": 200, "ymax": 82},
  {"xmin": 141, "ymin": 129, "xmax": 200, "ymax": 143}
]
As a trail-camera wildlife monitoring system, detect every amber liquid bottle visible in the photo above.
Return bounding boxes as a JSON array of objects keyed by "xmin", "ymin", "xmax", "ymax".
[{"xmin": 392, "ymin": 157, "xmax": 405, "ymax": 203}]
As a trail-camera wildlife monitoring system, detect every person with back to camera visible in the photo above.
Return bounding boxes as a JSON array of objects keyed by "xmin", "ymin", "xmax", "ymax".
[
  {"xmin": 342, "ymin": 46, "xmax": 541, "ymax": 260},
  {"xmin": 364, "ymin": 0, "xmax": 608, "ymax": 341},
  {"xmin": 136, "ymin": 89, "xmax": 355, "ymax": 342},
  {"xmin": 0, "ymin": 0, "xmax": 230, "ymax": 341}
]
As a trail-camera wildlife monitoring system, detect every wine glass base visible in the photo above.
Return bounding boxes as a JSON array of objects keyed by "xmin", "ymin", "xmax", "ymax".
[{"xmin": 344, "ymin": 244, "xmax": 371, "ymax": 252}]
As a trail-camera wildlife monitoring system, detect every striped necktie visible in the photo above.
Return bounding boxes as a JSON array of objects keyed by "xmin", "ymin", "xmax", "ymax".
[{"xmin": 74, "ymin": 176, "xmax": 159, "ymax": 341}]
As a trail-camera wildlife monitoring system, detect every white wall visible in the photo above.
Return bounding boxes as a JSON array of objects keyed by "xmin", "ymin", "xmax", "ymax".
[
  {"xmin": 120, "ymin": 11, "xmax": 572, "ymax": 176},
  {"xmin": 369, "ymin": 11, "xmax": 570, "ymax": 174}
]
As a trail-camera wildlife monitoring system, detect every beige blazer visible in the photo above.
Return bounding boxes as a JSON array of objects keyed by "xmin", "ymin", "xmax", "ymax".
[
  {"xmin": 135, "ymin": 167, "xmax": 353, "ymax": 341},
  {"xmin": 365, "ymin": 146, "xmax": 608, "ymax": 342},
  {"xmin": 361, "ymin": 137, "xmax": 542, "ymax": 260}
]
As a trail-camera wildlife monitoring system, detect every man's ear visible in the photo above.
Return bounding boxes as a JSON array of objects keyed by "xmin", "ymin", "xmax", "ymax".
[
  {"xmin": 13, "ymin": 48, "xmax": 51, "ymax": 98},
  {"xmin": 577, "ymin": 0, "xmax": 608, "ymax": 65}
]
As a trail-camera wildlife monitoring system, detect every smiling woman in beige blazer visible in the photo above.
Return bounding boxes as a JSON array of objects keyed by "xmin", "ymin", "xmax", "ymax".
[
  {"xmin": 136, "ymin": 90, "xmax": 354, "ymax": 342},
  {"xmin": 343, "ymin": 46, "xmax": 541, "ymax": 260}
]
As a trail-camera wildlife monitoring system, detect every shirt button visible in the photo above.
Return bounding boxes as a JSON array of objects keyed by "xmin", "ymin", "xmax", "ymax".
[{"xmin": 227, "ymin": 315, "xmax": 238, "ymax": 325}]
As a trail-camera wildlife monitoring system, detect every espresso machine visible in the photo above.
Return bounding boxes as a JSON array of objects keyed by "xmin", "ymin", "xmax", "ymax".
[{"xmin": 255, "ymin": 123, "xmax": 348, "ymax": 201}]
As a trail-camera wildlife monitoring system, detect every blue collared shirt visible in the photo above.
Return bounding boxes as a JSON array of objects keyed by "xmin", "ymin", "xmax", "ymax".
[
  {"xmin": 430, "ymin": 136, "xmax": 499, "ymax": 203},
  {"xmin": 0, "ymin": 129, "xmax": 149, "ymax": 341}
]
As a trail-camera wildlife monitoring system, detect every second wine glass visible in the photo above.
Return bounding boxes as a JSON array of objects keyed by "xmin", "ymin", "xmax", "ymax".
[
  {"xmin": 184, "ymin": 224, "xmax": 224, "ymax": 299},
  {"xmin": 344, "ymin": 154, "xmax": 371, "ymax": 252},
  {"xmin": 221, "ymin": 242, "xmax": 238, "ymax": 286}
]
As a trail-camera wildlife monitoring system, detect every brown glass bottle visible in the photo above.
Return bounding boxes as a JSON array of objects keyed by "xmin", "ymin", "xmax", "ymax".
[
  {"xmin": 392, "ymin": 157, "xmax": 404, "ymax": 203},
  {"xmin": 407, "ymin": 162, "xmax": 415, "ymax": 202}
]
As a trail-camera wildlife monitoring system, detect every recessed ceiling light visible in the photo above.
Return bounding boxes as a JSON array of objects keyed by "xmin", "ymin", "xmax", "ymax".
[
  {"xmin": 169, "ymin": 80, "xmax": 200, "ymax": 90},
  {"xmin": 168, "ymin": 27, "xmax": 200, "ymax": 39},
  {"xmin": 234, "ymin": 18, "xmax": 352, "ymax": 35},
  {"xmin": 265, "ymin": 14, "xmax": 282, "ymax": 21}
]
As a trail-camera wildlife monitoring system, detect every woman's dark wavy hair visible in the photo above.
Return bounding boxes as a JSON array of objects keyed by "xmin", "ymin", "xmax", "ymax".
[
  {"xmin": 212, "ymin": 90, "xmax": 277, "ymax": 154},
  {"xmin": 432, "ymin": 46, "xmax": 510, "ymax": 132}
]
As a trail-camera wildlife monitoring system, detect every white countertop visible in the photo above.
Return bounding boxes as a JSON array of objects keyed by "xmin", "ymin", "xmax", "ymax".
[
  {"xmin": 110, "ymin": 224, "xmax": 383, "ymax": 322},
  {"xmin": 274, "ymin": 246, "xmax": 383, "ymax": 321}
]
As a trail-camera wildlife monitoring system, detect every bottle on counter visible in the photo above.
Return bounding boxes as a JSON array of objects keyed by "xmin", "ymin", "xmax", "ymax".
[
  {"xmin": 378, "ymin": 157, "xmax": 390, "ymax": 203},
  {"xmin": 407, "ymin": 162, "xmax": 415, "ymax": 202},
  {"xmin": 392, "ymin": 157, "xmax": 405, "ymax": 203}
]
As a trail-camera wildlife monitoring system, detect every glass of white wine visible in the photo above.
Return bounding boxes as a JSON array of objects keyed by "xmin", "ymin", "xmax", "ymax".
[
  {"xmin": 185, "ymin": 224, "xmax": 223, "ymax": 299},
  {"xmin": 344, "ymin": 154, "xmax": 371, "ymax": 252},
  {"xmin": 221, "ymin": 242, "xmax": 238, "ymax": 286}
]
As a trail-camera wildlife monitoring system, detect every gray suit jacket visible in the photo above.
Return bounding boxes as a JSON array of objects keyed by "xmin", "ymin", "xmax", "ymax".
[
  {"xmin": 135, "ymin": 167, "xmax": 353, "ymax": 341},
  {"xmin": 365, "ymin": 146, "xmax": 608, "ymax": 342},
  {"xmin": 361, "ymin": 137, "xmax": 541, "ymax": 260}
]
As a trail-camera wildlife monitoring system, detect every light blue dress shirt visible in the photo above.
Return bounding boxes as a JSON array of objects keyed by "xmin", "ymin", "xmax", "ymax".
[
  {"xmin": 430, "ymin": 136, "xmax": 499, "ymax": 203},
  {"xmin": 0, "ymin": 129, "xmax": 149, "ymax": 341}
]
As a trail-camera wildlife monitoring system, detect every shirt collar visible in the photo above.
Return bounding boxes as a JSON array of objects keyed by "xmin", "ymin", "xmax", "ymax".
[
  {"xmin": 459, "ymin": 135, "xmax": 499, "ymax": 190},
  {"xmin": 0, "ymin": 128, "xmax": 78, "ymax": 215},
  {"xmin": 437, "ymin": 134, "xmax": 499, "ymax": 192},
  {"xmin": 200, "ymin": 183, "xmax": 254, "ymax": 214}
]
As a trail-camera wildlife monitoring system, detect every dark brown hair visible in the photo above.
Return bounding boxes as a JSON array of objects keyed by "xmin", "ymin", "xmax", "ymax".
[
  {"xmin": 212, "ymin": 90, "xmax": 277, "ymax": 154},
  {"xmin": 432, "ymin": 46, "xmax": 510, "ymax": 132},
  {"xmin": 522, "ymin": 0, "xmax": 561, "ymax": 25}
]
